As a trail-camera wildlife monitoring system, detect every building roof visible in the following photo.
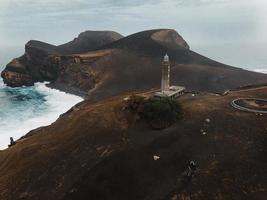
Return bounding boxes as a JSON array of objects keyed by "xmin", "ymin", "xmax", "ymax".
[
  {"xmin": 169, "ymin": 86, "xmax": 185, "ymax": 91},
  {"xmin": 155, "ymin": 85, "xmax": 185, "ymax": 97}
]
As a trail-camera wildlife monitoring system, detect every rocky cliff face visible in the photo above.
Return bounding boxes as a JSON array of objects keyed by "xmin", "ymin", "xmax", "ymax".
[
  {"xmin": 2, "ymin": 40, "xmax": 63, "ymax": 86},
  {"xmin": 1, "ymin": 56, "xmax": 33, "ymax": 87},
  {"xmin": 1, "ymin": 29, "xmax": 267, "ymax": 99},
  {"xmin": 1, "ymin": 31, "xmax": 123, "ymax": 88}
]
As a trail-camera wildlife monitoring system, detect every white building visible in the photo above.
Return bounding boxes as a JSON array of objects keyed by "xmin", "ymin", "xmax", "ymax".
[{"xmin": 155, "ymin": 54, "xmax": 185, "ymax": 98}]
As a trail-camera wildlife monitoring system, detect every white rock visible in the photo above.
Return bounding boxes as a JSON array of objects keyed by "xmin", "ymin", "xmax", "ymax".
[
  {"xmin": 153, "ymin": 155, "xmax": 160, "ymax": 161},
  {"xmin": 205, "ymin": 118, "xmax": 211, "ymax": 123},
  {"xmin": 123, "ymin": 97, "xmax": 130, "ymax": 101}
]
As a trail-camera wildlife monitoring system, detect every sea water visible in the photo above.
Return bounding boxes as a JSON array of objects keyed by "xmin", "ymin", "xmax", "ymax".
[{"xmin": 0, "ymin": 47, "xmax": 83, "ymax": 149}]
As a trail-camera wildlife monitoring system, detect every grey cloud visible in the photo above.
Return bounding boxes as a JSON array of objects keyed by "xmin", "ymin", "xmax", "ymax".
[
  {"xmin": 175, "ymin": 0, "xmax": 232, "ymax": 6},
  {"xmin": 0, "ymin": 0, "xmax": 266, "ymax": 47},
  {"xmin": 101, "ymin": 0, "xmax": 163, "ymax": 7}
]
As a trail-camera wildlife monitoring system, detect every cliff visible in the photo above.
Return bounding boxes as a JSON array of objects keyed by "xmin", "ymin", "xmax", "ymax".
[
  {"xmin": 2, "ymin": 29, "xmax": 267, "ymax": 99},
  {"xmin": 1, "ymin": 31, "xmax": 123, "ymax": 91},
  {"xmin": 0, "ymin": 86, "xmax": 266, "ymax": 200}
]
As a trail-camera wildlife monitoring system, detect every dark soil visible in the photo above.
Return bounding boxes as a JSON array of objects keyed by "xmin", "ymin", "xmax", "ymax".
[{"xmin": 0, "ymin": 86, "xmax": 266, "ymax": 200}]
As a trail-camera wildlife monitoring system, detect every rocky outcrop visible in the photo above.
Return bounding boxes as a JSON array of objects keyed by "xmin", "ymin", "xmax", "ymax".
[
  {"xmin": 1, "ymin": 56, "xmax": 33, "ymax": 86},
  {"xmin": 1, "ymin": 70, "xmax": 33, "ymax": 87},
  {"xmin": 1, "ymin": 31, "xmax": 123, "ymax": 88},
  {"xmin": 58, "ymin": 31, "xmax": 123, "ymax": 54},
  {"xmin": 1, "ymin": 41, "xmax": 58, "ymax": 86},
  {"xmin": 47, "ymin": 55, "xmax": 99, "ymax": 96}
]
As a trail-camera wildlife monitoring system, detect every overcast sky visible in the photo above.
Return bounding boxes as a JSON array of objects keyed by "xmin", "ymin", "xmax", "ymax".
[{"xmin": 0, "ymin": 0, "xmax": 267, "ymax": 68}]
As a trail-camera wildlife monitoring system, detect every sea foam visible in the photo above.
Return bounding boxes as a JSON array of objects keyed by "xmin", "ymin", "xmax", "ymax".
[
  {"xmin": 0, "ymin": 82, "xmax": 83, "ymax": 149},
  {"xmin": 253, "ymin": 69, "xmax": 267, "ymax": 74}
]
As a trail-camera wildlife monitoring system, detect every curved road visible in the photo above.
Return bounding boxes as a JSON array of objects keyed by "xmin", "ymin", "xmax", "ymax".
[{"xmin": 231, "ymin": 98, "xmax": 267, "ymax": 114}]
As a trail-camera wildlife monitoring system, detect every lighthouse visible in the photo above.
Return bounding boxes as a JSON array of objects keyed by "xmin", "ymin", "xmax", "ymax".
[
  {"xmin": 161, "ymin": 54, "xmax": 170, "ymax": 93},
  {"xmin": 155, "ymin": 53, "xmax": 185, "ymax": 99}
]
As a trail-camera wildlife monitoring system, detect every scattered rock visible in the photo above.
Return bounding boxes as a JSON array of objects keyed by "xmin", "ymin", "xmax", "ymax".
[
  {"xmin": 69, "ymin": 188, "xmax": 78, "ymax": 193},
  {"xmin": 205, "ymin": 118, "xmax": 211, "ymax": 123},
  {"xmin": 123, "ymin": 96, "xmax": 130, "ymax": 101},
  {"xmin": 153, "ymin": 155, "xmax": 160, "ymax": 161}
]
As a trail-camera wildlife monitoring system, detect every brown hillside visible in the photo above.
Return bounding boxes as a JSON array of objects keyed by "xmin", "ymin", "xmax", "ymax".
[
  {"xmin": 50, "ymin": 29, "xmax": 267, "ymax": 99},
  {"xmin": 0, "ymin": 87, "xmax": 266, "ymax": 200}
]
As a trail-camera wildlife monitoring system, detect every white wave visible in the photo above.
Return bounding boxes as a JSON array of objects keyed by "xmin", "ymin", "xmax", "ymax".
[
  {"xmin": 0, "ymin": 82, "xmax": 83, "ymax": 150},
  {"xmin": 253, "ymin": 69, "xmax": 267, "ymax": 74}
]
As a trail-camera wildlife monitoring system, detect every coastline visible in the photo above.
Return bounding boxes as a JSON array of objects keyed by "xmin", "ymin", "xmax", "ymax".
[
  {"xmin": 47, "ymin": 82, "xmax": 88, "ymax": 98},
  {"xmin": 0, "ymin": 81, "xmax": 83, "ymax": 149}
]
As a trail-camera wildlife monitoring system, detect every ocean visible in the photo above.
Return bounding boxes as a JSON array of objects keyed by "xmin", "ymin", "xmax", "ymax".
[
  {"xmin": 0, "ymin": 45, "xmax": 266, "ymax": 150},
  {"xmin": 0, "ymin": 47, "xmax": 83, "ymax": 149}
]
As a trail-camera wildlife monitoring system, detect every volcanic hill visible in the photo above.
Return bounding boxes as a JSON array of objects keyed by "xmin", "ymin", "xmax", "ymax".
[
  {"xmin": 2, "ymin": 29, "xmax": 267, "ymax": 99},
  {"xmin": 0, "ymin": 86, "xmax": 266, "ymax": 200}
]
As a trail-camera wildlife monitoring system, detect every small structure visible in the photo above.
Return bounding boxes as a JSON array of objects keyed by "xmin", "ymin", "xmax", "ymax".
[
  {"xmin": 155, "ymin": 54, "xmax": 185, "ymax": 99},
  {"xmin": 8, "ymin": 137, "xmax": 16, "ymax": 147}
]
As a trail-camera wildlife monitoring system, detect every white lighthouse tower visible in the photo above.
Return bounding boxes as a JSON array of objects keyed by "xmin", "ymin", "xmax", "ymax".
[
  {"xmin": 155, "ymin": 53, "xmax": 185, "ymax": 99},
  {"xmin": 161, "ymin": 54, "xmax": 170, "ymax": 93}
]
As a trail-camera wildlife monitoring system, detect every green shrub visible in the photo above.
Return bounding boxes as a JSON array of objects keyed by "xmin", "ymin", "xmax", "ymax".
[{"xmin": 140, "ymin": 97, "xmax": 182, "ymax": 129}]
